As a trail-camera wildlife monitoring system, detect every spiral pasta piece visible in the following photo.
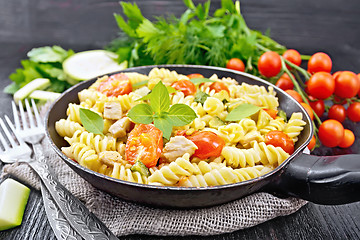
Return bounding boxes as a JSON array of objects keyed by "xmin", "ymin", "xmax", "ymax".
[
  {"xmin": 250, "ymin": 141, "xmax": 290, "ymax": 166},
  {"xmin": 55, "ymin": 119, "xmax": 85, "ymax": 138},
  {"xmin": 110, "ymin": 162, "xmax": 148, "ymax": 184},
  {"xmin": 203, "ymin": 97, "xmax": 224, "ymax": 115},
  {"xmin": 283, "ymin": 112, "xmax": 306, "ymax": 143},
  {"xmin": 260, "ymin": 117, "xmax": 286, "ymax": 135},
  {"xmin": 221, "ymin": 146, "xmax": 261, "ymax": 168},
  {"xmin": 61, "ymin": 142, "xmax": 100, "ymax": 171}
]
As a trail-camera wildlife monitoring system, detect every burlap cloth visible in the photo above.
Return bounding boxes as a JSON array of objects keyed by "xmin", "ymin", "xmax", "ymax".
[{"xmin": 1, "ymin": 138, "xmax": 307, "ymax": 236}]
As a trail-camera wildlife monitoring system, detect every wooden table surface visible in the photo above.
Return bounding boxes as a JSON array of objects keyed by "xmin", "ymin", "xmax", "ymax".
[{"xmin": 0, "ymin": 0, "xmax": 360, "ymax": 239}]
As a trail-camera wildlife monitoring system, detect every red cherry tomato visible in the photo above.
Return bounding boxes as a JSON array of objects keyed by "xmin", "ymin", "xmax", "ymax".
[
  {"xmin": 300, "ymin": 102, "xmax": 314, "ymax": 120},
  {"xmin": 307, "ymin": 52, "xmax": 332, "ymax": 74},
  {"xmin": 328, "ymin": 104, "xmax": 346, "ymax": 123},
  {"xmin": 282, "ymin": 49, "xmax": 302, "ymax": 68},
  {"xmin": 357, "ymin": 73, "xmax": 360, "ymax": 97},
  {"xmin": 275, "ymin": 73, "xmax": 294, "ymax": 91},
  {"xmin": 308, "ymin": 96, "xmax": 325, "ymax": 117},
  {"xmin": 264, "ymin": 109, "xmax": 278, "ymax": 119},
  {"xmin": 338, "ymin": 129, "xmax": 355, "ymax": 148},
  {"xmin": 347, "ymin": 102, "xmax": 360, "ymax": 122},
  {"xmin": 258, "ymin": 51, "xmax": 282, "ymax": 78},
  {"xmin": 171, "ymin": 80, "xmax": 196, "ymax": 96},
  {"xmin": 125, "ymin": 124, "xmax": 163, "ymax": 168},
  {"xmin": 307, "ymin": 135, "xmax": 316, "ymax": 150},
  {"xmin": 285, "ymin": 89, "xmax": 303, "ymax": 103},
  {"xmin": 187, "ymin": 73, "xmax": 204, "ymax": 79},
  {"xmin": 318, "ymin": 119, "xmax": 344, "ymax": 147},
  {"xmin": 307, "ymin": 72, "xmax": 335, "ymax": 99},
  {"xmin": 187, "ymin": 131, "xmax": 225, "ymax": 159},
  {"xmin": 334, "ymin": 71, "xmax": 360, "ymax": 98},
  {"xmin": 226, "ymin": 58, "xmax": 245, "ymax": 72},
  {"xmin": 332, "ymin": 71, "xmax": 343, "ymax": 80},
  {"xmin": 209, "ymin": 82, "xmax": 229, "ymax": 94},
  {"xmin": 97, "ymin": 73, "xmax": 132, "ymax": 97},
  {"xmin": 265, "ymin": 130, "xmax": 294, "ymax": 154}
]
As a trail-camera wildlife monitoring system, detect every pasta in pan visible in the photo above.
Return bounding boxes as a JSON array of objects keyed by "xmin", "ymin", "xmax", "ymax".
[{"xmin": 56, "ymin": 68, "xmax": 306, "ymax": 187}]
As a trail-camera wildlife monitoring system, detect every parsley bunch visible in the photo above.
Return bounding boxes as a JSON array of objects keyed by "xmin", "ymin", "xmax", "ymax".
[{"xmin": 108, "ymin": 0, "xmax": 286, "ymax": 76}]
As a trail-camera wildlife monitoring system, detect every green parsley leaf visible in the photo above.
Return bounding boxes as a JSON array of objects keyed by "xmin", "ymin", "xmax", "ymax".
[
  {"xmin": 27, "ymin": 46, "xmax": 71, "ymax": 63},
  {"xmin": 127, "ymin": 104, "xmax": 153, "ymax": 124},
  {"xmin": 153, "ymin": 116, "xmax": 173, "ymax": 140},
  {"xmin": 4, "ymin": 83, "xmax": 20, "ymax": 94},
  {"xmin": 189, "ymin": 78, "xmax": 215, "ymax": 85},
  {"xmin": 225, "ymin": 103, "xmax": 261, "ymax": 121},
  {"xmin": 79, "ymin": 108, "xmax": 104, "ymax": 135},
  {"xmin": 194, "ymin": 91, "xmax": 209, "ymax": 104},
  {"xmin": 167, "ymin": 104, "xmax": 197, "ymax": 126},
  {"xmin": 149, "ymin": 81, "xmax": 170, "ymax": 113}
]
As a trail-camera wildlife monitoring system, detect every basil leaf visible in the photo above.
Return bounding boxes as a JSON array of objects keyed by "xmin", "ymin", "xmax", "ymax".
[
  {"xmin": 150, "ymin": 81, "xmax": 170, "ymax": 113},
  {"xmin": 189, "ymin": 78, "xmax": 215, "ymax": 85},
  {"xmin": 225, "ymin": 103, "xmax": 261, "ymax": 121},
  {"xmin": 127, "ymin": 104, "xmax": 153, "ymax": 124},
  {"xmin": 153, "ymin": 116, "xmax": 173, "ymax": 140},
  {"xmin": 167, "ymin": 104, "xmax": 197, "ymax": 126},
  {"xmin": 79, "ymin": 108, "xmax": 104, "ymax": 135},
  {"xmin": 194, "ymin": 91, "xmax": 209, "ymax": 104},
  {"xmin": 132, "ymin": 80, "xmax": 148, "ymax": 88},
  {"xmin": 166, "ymin": 86, "xmax": 177, "ymax": 94}
]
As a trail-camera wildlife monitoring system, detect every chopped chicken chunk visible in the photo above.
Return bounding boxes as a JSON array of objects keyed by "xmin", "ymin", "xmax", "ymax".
[
  {"xmin": 99, "ymin": 151, "xmax": 125, "ymax": 167},
  {"xmin": 162, "ymin": 136, "xmax": 198, "ymax": 162},
  {"xmin": 108, "ymin": 117, "xmax": 131, "ymax": 138},
  {"xmin": 104, "ymin": 101, "xmax": 122, "ymax": 120}
]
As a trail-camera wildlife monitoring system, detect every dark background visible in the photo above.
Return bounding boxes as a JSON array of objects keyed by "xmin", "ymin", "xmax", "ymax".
[{"xmin": 0, "ymin": 0, "xmax": 359, "ymax": 239}]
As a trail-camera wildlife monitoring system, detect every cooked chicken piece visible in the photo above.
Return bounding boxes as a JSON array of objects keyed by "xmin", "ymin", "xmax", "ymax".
[
  {"xmin": 108, "ymin": 117, "xmax": 131, "ymax": 138},
  {"xmin": 104, "ymin": 101, "xmax": 122, "ymax": 120},
  {"xmin": 99, "ymin": 151, "xmax": 126, "ymax": 167},
  {"xmin": 162, "ymin": 136, "xmax": 198, "ymax": 162}
]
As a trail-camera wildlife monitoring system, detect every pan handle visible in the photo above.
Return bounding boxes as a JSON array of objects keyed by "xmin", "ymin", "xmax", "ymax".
[{"xmin": 268, "ymin": 153, "xmax": 360, "ymax": 205}]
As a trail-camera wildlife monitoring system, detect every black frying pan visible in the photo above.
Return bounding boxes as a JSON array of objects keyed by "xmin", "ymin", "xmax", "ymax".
[{"xmin": 46, "ymin": 65, "xmax": 360, "ymax": 208}]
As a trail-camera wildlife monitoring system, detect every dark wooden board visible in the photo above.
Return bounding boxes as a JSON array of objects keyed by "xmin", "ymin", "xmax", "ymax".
[{"xmin": 0, "ymin": 0, "xmax": 360, "ymax": 239}]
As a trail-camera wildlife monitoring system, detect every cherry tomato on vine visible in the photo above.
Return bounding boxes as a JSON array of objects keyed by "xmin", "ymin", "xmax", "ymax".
[
  {"xmin": 125, "ymin": 124, "xmax": 163, "ymax": 168},
  {"xmin": 357, "ymin": 73, "xmax": 360, "ymax": 97},
  {"xmin": 308, "ymin": 96, "xmax": 325, "ymax": 117},
  {"xmin": 187, "ymin": 73, "xmax": 204, "ymax": 79},
  {"xmin": 276, "ymin": 73, "xmax": 294, "ymax": 91},
  {"xmin": 307, "ymin": 135, "xmax": 316, "ymax": 150},
  {"xmin": 282, "ymin": 49, "xmax": 301, "ymax": 68},
  {"xmin": 209, "ymin": 81, "xmax": 229, "ymax": 94},
  {"xmin": 328, "ymin": 104, "xmax": 346, "ymax": 123},
  {"xmin": 338, "ymin": 129, "xmax": 355, "ymax": 148},
  {"xmin": 334, "ymin": 71, "xmax": 360, "ymax": 98},
  {"xmin": 264, "ymin": 109, "xmax": 278, "ymax": 119},
  {"xmin": 285, "ymin": 89, "xmax": 303, "ymax": 103},
  {"xmin": 307, "ymin": 72, "xmax": 335, "ymax": 99},
  {"xmin": 187, "ymin": 131, "xmax": 225, "ymax": 159},
  {"xmin": 265, "ymin": 130, "xmax": 294, "ymax": 154},
  {"xmin": 171, "ymin": 80, "xmax": 196, "ymax": 96},
  {"xmin": 307, "ymin": 52, "xmax": 332, "ymax": 74},
  {"xmin": 332, "ymin": 71, "xmax": 343, "ymax": 80},
  {"xmin": 347, "ymin": 102, "xmax": 360, "ymax": 122},
  {"xmin": 226, "ymin": 58, "xmax": 245, "ymax": 72},
  {"xmin": 258, "ymin": 51, "xmax": 282, "ymax": 78},
  {"xmin": 97, "ymin": 73, "xmax": 132, "ymax": 97},
  {"xmin": 318, "ymin": 119, "xmax": 344, "ymax": 147},
  {"xmin": 300, "ymin": 102, "xmax": 314, "ymax": 120}
]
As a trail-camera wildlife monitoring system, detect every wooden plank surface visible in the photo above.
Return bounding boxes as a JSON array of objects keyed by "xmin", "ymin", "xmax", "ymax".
[{"xmin": 0, "ymin": 0, "xmax": 360, "ymax": 239}]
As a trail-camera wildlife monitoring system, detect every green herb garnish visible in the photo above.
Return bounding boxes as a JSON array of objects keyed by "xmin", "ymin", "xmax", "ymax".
[
  {"xmin": 127, "ymin": 81, "xmax": 197, "ymax": 139},
  {"xmin": 189, "ymin": 78, "xmax": 215, "ymax": 85},
  {"xmin": 225, "ymin": 103, "xmax": 261, "ymax": 121},
  {"xmin": 194, "ymin": 91, "xmax": 210, "ymax": 104},
  {"xmin": 79, "ymin": 108, "xmax": 104, "ymax": 135}
]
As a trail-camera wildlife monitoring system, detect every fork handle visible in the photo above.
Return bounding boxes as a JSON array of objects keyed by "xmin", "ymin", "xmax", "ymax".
[{"xmin": 29, "ymin": 143, "xmax": 118, "ymax": 240}]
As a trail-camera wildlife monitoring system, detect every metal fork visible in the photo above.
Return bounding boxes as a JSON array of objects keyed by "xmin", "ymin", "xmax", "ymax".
[{"xmin": 10, "ymin": 99, "xmax": 118, "ymax": 240}]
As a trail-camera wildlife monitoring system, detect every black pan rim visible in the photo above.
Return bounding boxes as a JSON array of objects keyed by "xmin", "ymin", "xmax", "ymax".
[{"xmin": 45, "ymin": 64, "xmax": 313, "ymax": 191}]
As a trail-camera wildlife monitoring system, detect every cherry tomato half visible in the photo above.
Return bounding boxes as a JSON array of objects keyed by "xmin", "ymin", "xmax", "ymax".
[
  {"xmin": 171, "ymin": 80, "xmax": 196, "ymax": 96},
  {"xmin": 307, "ymin": 135, "xmax": 316, "ymax": 151},
  {"xmin": 97, "ymin": 73, "xmax": 132, "ymax": 97},
  {"xmin": 307, "ymin": 52, "xmax": 332, "ymax": 74},
  {"xmin": 275, "ymin": 73, "xmax": 294, "ymax": 91},
  {"xmin": 187, "ymin": 73, "xmax": 204, "ymax": 79},
  {"xmin": 338, "ymin": 129, "xmax": 355, "ymax": 148},
  {"xmin": 125, "ymin": 124, "xmax": 163, "ymax": 168},
  {"xmin": 283, "ymin": 49, "xmax": 302, "ymax": 68},
  {"xmin": 258, "ymin": 51, "xmax": 282, "ymax": 78},
  {"xmin": 347, "ymin": 102, "xmax": 360, "ymax": 122},
  {"xmin": 265, "ymin": 130, "xmax": 294, "ymax": 154},
  {"xmin": 264, "ymin": 109, "xmax": 278, "ymax": 119},
  {"xmin": 307, "ymin": 72, "xmax": 335, "ymax": 99},
  {"xmin": 285, "ymin": 89, "xmax": 303, "ymax": 103},
  {"xmin": 328, "ymin": 104, "xmax": 346, "ymax": 123},
  {"xmin": 318, "ymin": 119, "xmax": 344, "ymax": 147},
  {"xmin": 308, "ymin": 96, "xmax": 325, "ymax": 117},
  {"xmin": 334, "ymin": 71, "xmax": 360, "ymax": 99},
  {"xmin": 209, "ymin": 82, "xmax": 229, "ymax": 94},
  {"xmin": 300, "ymin": 102, "xmax": 314, "ymax": 120},
  {"xmin": 187, "ymin": 131, "xmax": 225, "ymax": 159},
  {"xmin": 226, "ymin": 58, "xmax": 245, "ymax": 72}
]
